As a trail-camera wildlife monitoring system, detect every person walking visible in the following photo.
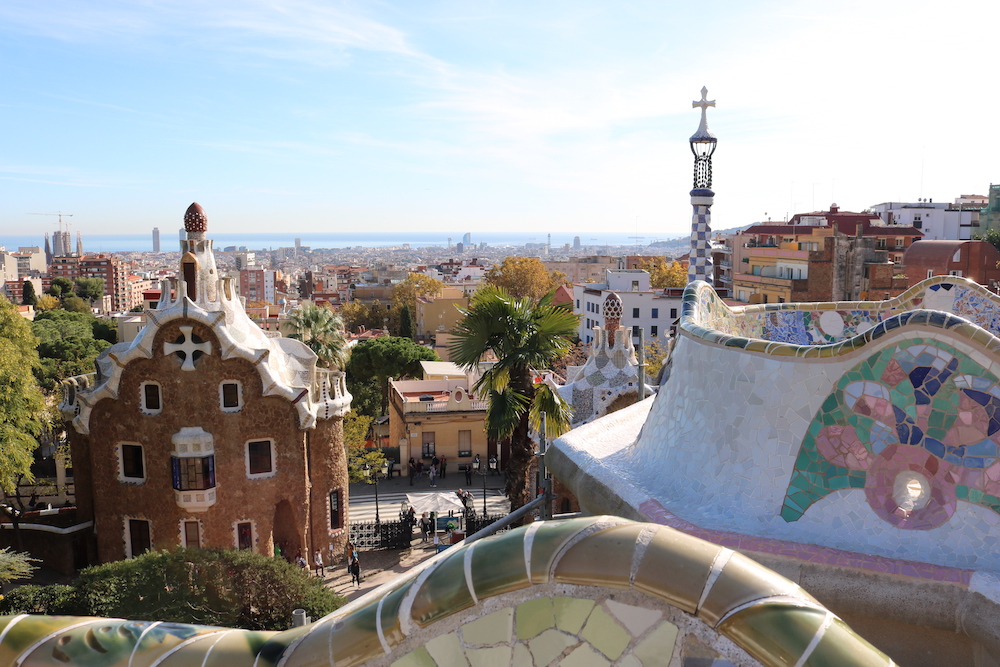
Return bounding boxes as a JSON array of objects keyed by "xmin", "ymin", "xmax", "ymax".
[
  {"xmin": 420, "ymin": 513, "xmax": 430, "ymax": 543},
  {"xmin": 313, "ymin": 550, "xmax": 325, "ymax": 577},
  {"xmin": 440, "ymin": 455, "xmax": 447, "ymax": 479},
  {"xmin": 349, "ymin": 555, "xmax": 361, "ymax": 587},
  {"xmin": 428, "ymin": 462, "xmax": 437, "ymax": 487},
  {"xmin": 408, "ymin": 458, "xmax": 416, "ymax": 486},
  {"xmin": 464, "ymin": 463, "xmax": 473, "ymax": 485}
]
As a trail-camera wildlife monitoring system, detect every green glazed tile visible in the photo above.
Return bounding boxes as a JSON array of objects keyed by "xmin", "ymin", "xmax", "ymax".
[
  {"xmin": 581, "ymin": 605, "xmax": 631, "ymax": 660},
  {"xmin": 605, "ymin": 599, "xmax": 661, "ymax": 636},
  {"xmin": 631, "ymin": 620, "xmax": 679, "ymax": 666},
  {"xmin": 410, "ymin": 545, "xmax": 476, "ymax": 627},
  {"xmin": 803, "ymin": 618, "xmax": 891, "ymax": 666},
  {"xmin": 555, "ymin": 596, "xmax": 596, "ymax": 634},
  {"xmin": 328, "ymin": 603, "xmax": 386, "ymax": 667},
  {"xmin": 392, "ymin": 646, "xmax": 437, "ymax": 667},
  {"xmin": 425, "ymin": 633, "xmax": 469, "ymax": 667},
  {"xmin": 718, "ymin": 604, "xmax": 828, "ymax": 666},
  {"xmin": 528, "ymin": 519, "xmax": 602, "ymax": 583},
  {"xmin": 562, "ymin": 643, "xmax": 611, "ymax": 667},
  {"xmin": 516, "ymin": 597, "xmax": 555, "ymax": 640},
  {"xmin": 464, "ymin": 646, "xmax": 513, "ymax": 667},
  {"xmin": 462, "ymin": 607, "xmax": 513, "ymax": 646},
  {"xmin": 528, "ymin": 627, "xmax": 577, "ymax": 665},
  {"xmin": 378, "ymin": 580, "xmax": 415, "ymax": 647},
  {"xmin": 468, "ymin": 531, "xmax": 531, "ymax": 599},
  {"xmin": 513, "ymin": 642, "xmax": 533, "ymax": 666}
]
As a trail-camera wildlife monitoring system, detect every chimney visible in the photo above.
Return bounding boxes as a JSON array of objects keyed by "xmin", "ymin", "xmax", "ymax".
[{"xmin": 830, "ymin": 203, "xmax": 839, "ymax": 214}]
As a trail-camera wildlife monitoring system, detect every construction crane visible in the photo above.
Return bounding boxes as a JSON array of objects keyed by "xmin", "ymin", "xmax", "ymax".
[{"xmin": 28, "ymin": 212, "xmax": 74, "ymax": 232}]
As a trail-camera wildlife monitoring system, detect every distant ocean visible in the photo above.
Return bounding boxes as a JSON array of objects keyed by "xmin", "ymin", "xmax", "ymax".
[{"xmin": 0, "ymin": 231, "xmax": 683, "ymax": 253}]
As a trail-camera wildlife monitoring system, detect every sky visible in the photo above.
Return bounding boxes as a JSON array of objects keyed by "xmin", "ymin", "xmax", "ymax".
[{"xmin": 2, "ymin": 0, "xmax": 998, "ymax": 242}]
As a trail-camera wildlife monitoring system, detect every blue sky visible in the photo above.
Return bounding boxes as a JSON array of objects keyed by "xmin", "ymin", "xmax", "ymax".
[{"xmin": 2, "ymin": 1, "xmax": 998, "ymax": 241}]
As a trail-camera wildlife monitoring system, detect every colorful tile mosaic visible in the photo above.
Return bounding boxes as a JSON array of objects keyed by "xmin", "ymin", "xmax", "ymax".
[
  {"xmin": 783, "ymin": 338, "xmax": 1000, "ymax": 530},
  {"xmin": 0, "ymin": 517, "xmax": 890, "ymax": 667}
]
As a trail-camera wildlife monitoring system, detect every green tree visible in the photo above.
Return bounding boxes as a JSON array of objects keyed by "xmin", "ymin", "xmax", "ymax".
[
  {"xmin": 61, "ymin": 295, "xmax": 90, "ymax": 313},
  {"xmin": 346, "ymin": 336, "xmax": 439, "ymax": 415},
  {"xmin": 974, "ymin": 228, "xmax": 1000, "ymax": 253},
  {"xmin": 449, "ymin": 286, "xmax": 578, "ymax": 510},
  {"xmin": 0, "ymin": 548, "xmax": 343, "ymax": 631},
  {"xmin": 286, "ymin": 303, "xmax": 348, "ymax": 369},
  {"xmin": 0, "ymin": 297, "xmax": 47, "ymax": 494},
  {"xmin": 32, "ymin": 310, "xmax": 112, "ymax": 391},
  {"xmin": 484, "ymin": 257, "xmax": 567, "ymax": 300},
  {"xmin": 642, "ymin": 338, "xmax": 672, "ymax": 382},
  {"xmin": 74, "ymin": 277, "xmax": 105, "ymax": 303},
  {"xmin": 35, "ymin": 294, "xmax": 59, "ymax": 311},
  {"xmin": 21, "ymin": 281, "xmax": 37, "ymax": 306},
  {"xmin": 339, "ymin": 301, "xmax": 369, "ymax": 333},
  {"xmin": 398, "ymin": 305, "xmax": 414, "ymax": 339},
  {"xmin": 46, "ymin": 277, "xmax": 75, "ymax": 298}
]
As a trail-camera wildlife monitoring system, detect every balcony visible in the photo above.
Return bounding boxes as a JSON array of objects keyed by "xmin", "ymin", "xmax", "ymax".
[
  {"xmin": 403, "ymin": 398, "xmax": 488, "ymax": 413},
  {"xmin": 174, "ymin": 488, "xmax": 217, "ymax": 512}
]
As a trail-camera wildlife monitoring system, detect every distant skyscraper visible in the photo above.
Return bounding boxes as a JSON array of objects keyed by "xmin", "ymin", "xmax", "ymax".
[
  {"xmin": 463, "ymin": 232, "xmax": 472, "ymax": 245},
  {"xmin": 294, "ymin": 238, "xmax": 301, "ymax": 256},
  {"xmin": 52, "ymin": 231, "xmax": 71, "ymax": 257},
  {"xmin": 547, "ymin": 233, "xmax": 551, "ymax": 249},
  {"xmin": 152, "ymin": 227, "xmax": 161, "ymax": 253},
  {"xmin": 456, "ymin": 242, "xmax": 464, "ymax": 254},
  {"xmin": 44, "ymin": 233, "xmax": 52, "ymax": 264},
  {"xmin": 573, "ymin": 236, "xmax": 582, "ymax": 251}
]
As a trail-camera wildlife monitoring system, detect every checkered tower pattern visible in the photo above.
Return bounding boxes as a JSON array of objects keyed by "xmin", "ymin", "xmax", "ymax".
[{"xmin": 688, "ymin": 199, "xmax": 714, "ymax": 286}]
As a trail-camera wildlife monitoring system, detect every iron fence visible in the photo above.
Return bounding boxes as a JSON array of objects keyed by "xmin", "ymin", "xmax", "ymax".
[
  {"xmin": 349, "ymin": 520, "xmax": 412, "ymax": 550},
  {"xmin": 466, "ymin": 514, "xmax": 508, "ymax": 535}
]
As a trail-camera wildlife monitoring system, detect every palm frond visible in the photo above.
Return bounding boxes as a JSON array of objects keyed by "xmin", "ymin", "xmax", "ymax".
[{"xmin": 529, "ymin": 382, "xmax": 572, "ymax": 439}]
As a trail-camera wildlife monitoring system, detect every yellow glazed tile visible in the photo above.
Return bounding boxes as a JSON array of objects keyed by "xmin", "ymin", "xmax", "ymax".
[
  {"xmin": 378, "ymin": 583, "xmax": 414, "ymax": 648},
  {"xmin": 464, "ymin": 646, "xmax": 512, "ymax": 667},
  {"xmin": 528, "ymin": 628, "xmax": 577, "ymax": 665},
  {"xmin": 391, "ymin": 646, "xmax": 436, "ymax": 667},
  {"xmin": 605, "ymin": 599, "xmax": 661, "ymax": 637},
  {"xmin": 561, "ymin": 643, "xmax": 611, "ymax": 667},
  {"xmin": 698, "ymin": 552, "xmax": 816, "ymax": 627},
  {"xmin": 325, "ymin": 604, "xmax": 387, "ymax": 667},
  {"xmin": 632, "ymin": 526, "xmax": 719, "ymax": 613},
  {"xmin": 580, "ymin": 605, "xmax": 630, "ymax": 660},
  {"xmin": 528, "ymin": 519, "xmax": 600, "ymax": 583},
  {"xmin": 631, "ymin": 620, "xmax": 679, "ymax": 666},
  {"xmin": 461, "ymin": 607, "xmax": 513, "ymax": 646},
  {"xmin": 552, "ymin": 524, "xmax": 644, "ymax": 588},
  {"xmin": 554, "ymin": 597, "xmax": 596, "ymax": 634},
  {"xmin": 425, "ymin": 632, "xmax": 469, "ymax": 667},
  {"xmin": 516, "ymin": 597, "xmax": 555, "ymax": 640}
]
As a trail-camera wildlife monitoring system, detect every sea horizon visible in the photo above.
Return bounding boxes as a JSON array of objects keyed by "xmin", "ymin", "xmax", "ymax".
[{"xmin": 0, "ymin": 231, "xmax": 684, "ymax": 254}]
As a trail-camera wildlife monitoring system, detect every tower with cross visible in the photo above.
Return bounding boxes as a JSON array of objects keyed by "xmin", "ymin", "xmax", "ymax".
[{"xmin": 688, "ymin": 86, "xmax": 718, "ymax": 286}]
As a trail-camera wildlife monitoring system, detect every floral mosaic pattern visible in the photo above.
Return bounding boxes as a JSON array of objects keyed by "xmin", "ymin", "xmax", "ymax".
[{"xmin": 782, "ymin": 338, "xmax": 1000, "ymax": 529}]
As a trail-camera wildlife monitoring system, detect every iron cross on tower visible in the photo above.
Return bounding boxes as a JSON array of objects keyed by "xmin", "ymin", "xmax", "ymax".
[
  {"xmin": 692, "ymin": 87, "xmax": 715, "ymax": 134},
  {"xmin": 687, "ymin": 86, "xmax": 718, "ymax": 286}
]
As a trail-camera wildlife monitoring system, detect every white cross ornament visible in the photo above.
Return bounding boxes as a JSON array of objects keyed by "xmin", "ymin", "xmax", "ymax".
[{"xmin": 163, "ymin": 325, "xmax": 212, "ymax": 371}]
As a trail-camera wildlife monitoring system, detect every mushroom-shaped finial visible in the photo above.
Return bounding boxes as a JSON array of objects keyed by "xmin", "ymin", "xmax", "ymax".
[
  {"xmin": 184, "ymin": 203, "xmax": 208, "ymax": 233},
  {"xmin": 602, "ymin": 292, "xmax": 623, "ymax": 347}
]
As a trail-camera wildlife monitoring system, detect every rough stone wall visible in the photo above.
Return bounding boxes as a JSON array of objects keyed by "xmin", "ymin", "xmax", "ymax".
[{"xmin": 76, "ymin": 318, "xmax": 325, "ymax": 563}]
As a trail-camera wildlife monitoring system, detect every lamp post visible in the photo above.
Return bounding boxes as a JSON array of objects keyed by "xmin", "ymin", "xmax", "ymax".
[
  {"xmin": 688, "ymin": 86, "xmax": 718, "ymax": 286},
  {"xmin": 478, "ymin": 459, "xmax": 488, "ymax": 516},
  {"xmin": 363, "ymin": 460, "xmax": 390, "ymax": 523}
]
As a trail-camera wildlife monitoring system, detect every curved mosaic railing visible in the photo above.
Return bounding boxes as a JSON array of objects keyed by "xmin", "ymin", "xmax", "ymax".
[
  {"xmin": 0, "ymin": 517, "xmax": 890, "ymax": 666},
  {"xmin": 680, "ymin": 276, "xmax": 1000, "ymax": 359}
]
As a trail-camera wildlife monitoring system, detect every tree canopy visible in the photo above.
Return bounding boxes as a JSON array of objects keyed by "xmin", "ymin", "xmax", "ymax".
[
  {"xmin": 391, "ymin": 273, "xmax": 444, "ymax": 315},
  {"xmin": 449, "ymin": 286, "xmax": 578, "ymax": 509},
  {"xmin": 346, "ymin": 336, "xmax": 439, "ymax": 415},
  {"xmin": 974, "ymin": 228, "xmax": 1000, "ymax": 254},
  {"xmin": 74, "ymin": 277, "xmax": 105, "ymax": 303},
  {"xmin": 0, "ymin": 547, "xmax": 343, "ymax": 631},
  {"xmin": 637, "ymin": 257, "xmax": 687, "ymax": 289},
  {"xmin": 286, "ymin": 303, "xmax": 348, "ymax": 369},
  {"xmin": 46, "ymin": 277, "xmax": 75, "ymax": 298},
  {"xmin": 21, "ymin": 281, "xmax": 37, "ymax": 306},
  {"xmin": 0, "ymin": 296, "xmax": 47, "ymax": 493},
  {"xmin": 483, "ymin": 257, "xmax": 567, "ymax": 300},
  {"xmin": 32, "ymin": 310, "xmax": 112, "ymax": 392}
]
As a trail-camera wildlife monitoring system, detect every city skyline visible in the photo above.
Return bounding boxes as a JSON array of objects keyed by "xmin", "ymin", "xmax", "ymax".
[{"xmin": 2, "ymin": 1, "xmax": 998, "ymax": 240}]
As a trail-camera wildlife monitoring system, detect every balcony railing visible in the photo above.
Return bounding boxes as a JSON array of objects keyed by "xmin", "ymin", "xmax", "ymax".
[{"xmin": 403, "ymin": 399, "xmax": 488, "ymax": 414}]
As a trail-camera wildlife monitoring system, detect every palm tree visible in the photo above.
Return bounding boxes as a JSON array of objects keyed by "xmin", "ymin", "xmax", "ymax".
[
  {"xmin": 286, "ymin": 303, "xmax": 348, "ymax": 369},
  {"xmin": 449, "ymin": 286, "xmax": 579, "ymax": 510}
]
